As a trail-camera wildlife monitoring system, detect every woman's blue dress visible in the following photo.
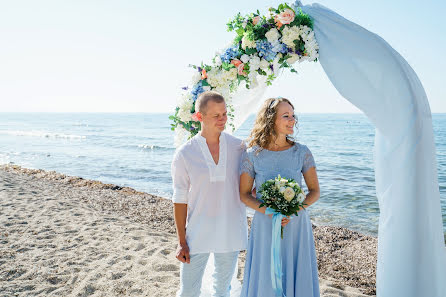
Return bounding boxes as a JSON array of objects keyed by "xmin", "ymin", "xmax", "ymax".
[{"xmin": 240, "ymin": 143, "xmax": 320, "ymax": 297}]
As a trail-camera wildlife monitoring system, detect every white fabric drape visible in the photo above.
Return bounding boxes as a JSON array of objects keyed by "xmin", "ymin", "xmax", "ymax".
[{"xmin": 295, "ymin": 3, "xmax": 446, "ymax": 297}]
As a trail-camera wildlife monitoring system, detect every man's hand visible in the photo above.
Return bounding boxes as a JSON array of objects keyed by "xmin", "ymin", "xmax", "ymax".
[{"xmin": 176, "ymin": 242, "xmax": 190, "ymax": 264}]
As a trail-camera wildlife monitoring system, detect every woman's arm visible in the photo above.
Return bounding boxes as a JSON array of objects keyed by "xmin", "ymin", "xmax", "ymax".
[
  {"xmin": 240, "ymin": 173, "xmax": 290, "ymax": 226},
  {"xmin": 302, "ymin": 167, "xmax": 320, "ymax": 208},
  {"xmin": 240, "ymin": 172, "xmax": 268, "ymax": 213}
]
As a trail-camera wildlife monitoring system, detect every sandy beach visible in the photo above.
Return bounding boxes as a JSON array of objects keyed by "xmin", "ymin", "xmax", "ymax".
[{"xmin": 0, "ymin": 164, "xmax": 377, "ymax": 296}]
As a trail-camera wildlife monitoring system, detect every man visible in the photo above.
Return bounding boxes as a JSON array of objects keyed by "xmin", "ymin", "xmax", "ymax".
[{"xmin": 171, "ymin": 91, "xmax": 248, "ymax": 297}]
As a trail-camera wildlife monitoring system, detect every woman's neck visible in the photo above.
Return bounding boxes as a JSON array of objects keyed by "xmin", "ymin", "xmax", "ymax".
[{"xmin": 267, "ymin": 134, "xmax": 291, "ymax": 150}]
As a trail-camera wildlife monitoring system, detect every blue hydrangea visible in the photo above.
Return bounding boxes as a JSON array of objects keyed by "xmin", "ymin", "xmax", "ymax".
[
  {"xmin": 220, "ymin": 45, "xmax": 240, "ymax": 63},
  {"xmin": 256, "ymin": 40, "xmax": 276, "ymax": 61},
  {"xmin": 191, "ymin": 81, "xmax": 205, "ymax": 101},
  {"xmin": 271, "ymin": 41, "xmax": 289, "ymax": 54}
]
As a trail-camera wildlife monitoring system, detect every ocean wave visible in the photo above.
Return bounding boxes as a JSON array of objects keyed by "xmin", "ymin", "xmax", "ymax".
[
  {"xmin": 136, "ymin": 144, "xmax": 174, "ymax": 151},
  {"xmin": 0, "ymin": 130, "xmax": 86, "ymax": 139}
]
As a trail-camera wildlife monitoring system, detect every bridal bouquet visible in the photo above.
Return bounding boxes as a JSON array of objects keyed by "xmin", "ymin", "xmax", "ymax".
[
  {"xmin": 170, "ymin": 2, "xmax": 319, "ymax": 146},
  {"xmin": 259, "ymin": 174, "xmax": 306, "ymax": 238}
]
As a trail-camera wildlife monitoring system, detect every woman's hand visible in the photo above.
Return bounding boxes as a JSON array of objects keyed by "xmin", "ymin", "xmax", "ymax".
[
  {"xmin": 281, "ymin": 216, "xmax": 290, "ymax": 227},
  {"xmin": 267, "ymin": 214, "xmax": 290, "ymax": 227}
]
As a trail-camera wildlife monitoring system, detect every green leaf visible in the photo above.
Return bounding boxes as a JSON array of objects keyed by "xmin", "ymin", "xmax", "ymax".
[
  {"xmin": 236, "ymin": 28, "xmax": 245, "ymax": 36},
  {"xmin": 201, "ymin": 80, "xmax": 210, "ymax": 87},
  {"xmin": 244, "ymin": 47, "xmax": 257, "ymax": 55}
]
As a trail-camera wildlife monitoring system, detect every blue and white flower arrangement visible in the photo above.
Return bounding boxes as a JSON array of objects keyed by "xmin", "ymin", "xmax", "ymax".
[{"xmin": 170, "ymin": 3, "xmax": 319, "ymax": 146}]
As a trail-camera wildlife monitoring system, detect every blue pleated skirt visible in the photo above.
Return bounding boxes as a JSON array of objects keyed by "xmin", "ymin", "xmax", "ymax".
[{"xmin": 241, "ymin": 209, "xmax": 320, "ymax": 297}]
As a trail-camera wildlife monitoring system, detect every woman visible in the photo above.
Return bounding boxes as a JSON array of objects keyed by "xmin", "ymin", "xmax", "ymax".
[{"xmin": 239, "ymin": 97, "xmax": 320, "ymax": 297}]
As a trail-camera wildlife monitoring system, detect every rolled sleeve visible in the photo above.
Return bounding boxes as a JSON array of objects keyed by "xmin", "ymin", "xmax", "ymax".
[{"xmin": 171, "ymin": 150, "xmax": 190, "ymax": 204}]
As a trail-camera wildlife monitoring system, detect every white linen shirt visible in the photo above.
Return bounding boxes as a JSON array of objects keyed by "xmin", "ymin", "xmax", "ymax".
[{"xmin": 171, "ymin": 132, "xmax": 248, "ymax": 254}]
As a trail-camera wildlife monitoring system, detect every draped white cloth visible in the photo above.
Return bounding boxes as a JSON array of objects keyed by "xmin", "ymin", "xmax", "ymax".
[
  {"xmin": 225, "ymin": 2, "xmax": 446, "ymax": 297},
  {"xmin": 299, "ymin": 3, "xmax": 445, "ymax": 297}
]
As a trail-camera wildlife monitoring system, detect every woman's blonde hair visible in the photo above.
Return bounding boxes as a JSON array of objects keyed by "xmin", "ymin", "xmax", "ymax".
[{"xmin": 247, "ymin": 97, "xmax": 297, "ymax": 152}]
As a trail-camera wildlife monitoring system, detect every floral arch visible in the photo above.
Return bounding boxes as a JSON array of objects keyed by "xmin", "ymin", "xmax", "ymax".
[{"xmin": 170, "ymin": 2, "xmax": 446, "ymax": 296}]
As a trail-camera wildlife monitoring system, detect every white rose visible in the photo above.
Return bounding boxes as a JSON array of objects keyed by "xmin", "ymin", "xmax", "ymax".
[
  {"xmin": 240, "ymin": 54, "xmax": 250, "ymax": 63},
  {"xmin": 249, "ymin": 55, "xmax": 261, "ymax": 71},
  {"xmin": 279, "ymin": 187, "xmax": 286, "ymax": 194},
  {"xmin": 191, "ymin": 72, "xmax": 202, "ymax": 85},
  {"xmin": 297, "ymin": 192, "xmax": 306, "ymax": 203},
  {"xmin": 283, "ymin": 187, "xmax": 295, "ymax": 202},
  {"xmin": 287, "ymin": 54, "xmax": 300, "ymax": 64},
  {"xmin": 259, "ymin": 59, "xmax": 269, "ymax": 70},
  {"xmin": 265, "ymin": 28, "xmax": 280, "ymax": 43}
]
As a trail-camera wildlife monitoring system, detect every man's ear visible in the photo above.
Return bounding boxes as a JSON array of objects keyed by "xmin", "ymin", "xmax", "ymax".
[{"xmin": 196, "ymin": 112, "xmax": 203, "ymax": 122}]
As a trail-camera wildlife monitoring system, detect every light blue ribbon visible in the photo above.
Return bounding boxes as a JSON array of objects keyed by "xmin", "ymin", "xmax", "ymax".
[{"xmin": 265, "ymin": 207, "xmax": 286, "ymax": 297}]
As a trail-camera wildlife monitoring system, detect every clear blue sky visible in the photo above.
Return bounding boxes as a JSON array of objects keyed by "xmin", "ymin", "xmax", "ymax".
[{"xmin": 0, "ymin": 0, "xmax": 444, "ymax": 113}]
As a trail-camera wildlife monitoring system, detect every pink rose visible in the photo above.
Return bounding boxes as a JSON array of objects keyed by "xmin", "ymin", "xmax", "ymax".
[
  {"xmin": 237, "ymin": 63, "xmax": 247, "ymax": 76},
  {"xmin": 252, "ymin": 16, "xmax": 260, "ymax": 25},
  {"xmin": 277, "ymin": 8, "xmax": 295, "ymax": 25},
  {"xmin": 231, "ymin": 59, "xmax": 242, "ymax": 67}
]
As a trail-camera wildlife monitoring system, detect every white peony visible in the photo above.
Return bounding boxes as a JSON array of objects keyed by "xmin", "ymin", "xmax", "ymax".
[
  {"xmin": 287, "ymin": 54, "xmax": 300, "ymax": 64},
  {"xmin": 249, "ymin": 55, "xmax": 261, "ymax": 71},
  {"xmin": 178, "ymin": 98, "xmax": 193, "ymax": 122},
  {"xmin": 259, "ymin": 59, "xmax": 269, "ymax": 70},
  {"xmin": 191, "ymin": 72, "xmax": 202, "ymax": 86},
  {"xmin": 265, "ymin": 28, "xmax": 280, "ymax": 43},
  {"xmin": 281, "ymin": 25, "xmax": 301, "ymax": 49},
  {"xmin": 283, "ymin": 187, "xmax": 295, "ymax": 202},
  {"xmin": 206, "ymin": 68, "xmax": 222, "ymax": 88},
  {"xmin": 240, "ymin": 54, "xmax": 250, "ymax": 63},
  {"xmin": 297, "ymin": 192, "xmax": 306, "ymax": 203}
]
